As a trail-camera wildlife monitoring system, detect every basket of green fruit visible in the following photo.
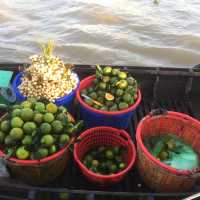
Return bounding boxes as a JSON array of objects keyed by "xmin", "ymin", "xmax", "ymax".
[
  {"xmin": 136, "ymin": 111, "xmax": 200, "ymax": 192},
  {"xmin": 76, "ymin": 65, "xmax": 141, "ymax": 129},
  {"xmin": 0, "ymin": 98, "xmax": 83, "ymax": 185},
  {"xmin": 74, "ymin": 126, "xmax": 136, "ymax": 185}
]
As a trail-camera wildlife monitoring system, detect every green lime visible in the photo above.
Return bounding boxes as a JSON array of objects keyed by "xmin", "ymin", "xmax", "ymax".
[
  {"xmin": 23, "ymin": 122, "xmax": 37, "ymax": 134},
  {"xmin": 34, "ymin": 148, "xmax": 49, "ymax": 159},
  {"xmin": 97, "ymin": 90, "xmax": 105, "ymax": 97},
  {"xmin": 0, "ymin": 131, "xmax": 5, "ymax": 143},
  {"xmin": 119, "ymin": 162, "xmax": 126, "ymax": 170},
  {"xmin": 159, "ymin": 151, "xmax": 169, "ymax": 160},
  {"xmin": 103, "ymin": 66, "xmax": 112, "ymax": 75},
  {"xmin": 33, "ymin": 113, "xmax": 43, "ymax": 124},
  {"xmin": 1, "ymin": 120, "xmax": 10, "ymax": 133},
  {"xmin": 58, "ymin": 106, "xmax": 67, "ymax": 113},
  {"xmin": 22, "ymin": 135, "xmax": 32, "ymax": 146},
  {"xmin": 102, "ymin": 76, "xmax": 110, "ymax": 83},
  {"xmin": 100, "ymin": 106, "xmax": 108, "ymax": 111},
  {"xmin": 46, "ymin": 103, "xmax": 58, "ymax": 114},
  {"xmin": 40, "ymin": 123, "xmax": 52, "ymax": 134},
  {"xmin": 11, "ymin": 109, "xmax": 21, "ymax": 118},
  {"xmin": 16, "ymin": 147, "xmax": 30, "ymax": 160},
  {"xmin": 27, "ymin": 97, "xmax": 37, "ymax": 104},
  {"xmin": 56, "ymin": 113, "xmax": 67, "ymax": 122},
  {"xmin": 9, "ymin": 128, "xmax": 23, "ymax": 140},
  {"xmin": 43, "ymin": 113, "xmax": 55, "ymax": 123},
  {"xmin": 112, "ymin": 68, "xmax": 119, "ymax": 76},
  {"xmin": 92, "ymin": 79, "xmax": 98, "ymax": 85},
  {"xmin": 118, "ymin": 71, "xmax": 127, "ymax": 79},
  {"xmin": 11, "ymin": 117, "xmax": 24, "ymax": 128},
  {"xmin": 97, "ymin": 97, "xmax": 104, "ymax": 104},
  {"xmin": 84, "ymin": 98, "xmax": 93, "ymax": 106},
  {"xmin": 118, "ymin": 102, "xmax": 129, "ymax": 110},
  {"xmin": 127, "ymin": 77, "xmax": 135, "ymax": 85},
  {"xmin": 20, "ymin": 108, "xmax": 34, "ymax": 121},
  {"xmin": 109, "ymin": 164, "xmax": 117, "ymax": 173},
  {"xmin": 34, "ymin": 102, "xmax": 45, "ymax": 113},
  {"xmin": 85, "ymin": 155, "xmax": 93, "ymax": 162},
  {"xmin": 52, "ymin": 120, "xmax": 63, "ymax": 134},
  {"xmin": 49, "ymin": 145, "xmax": 57, "ymax": 154},
  {"xmin": 89, "ymin": 92, "xmax": 98, "ymax": 100},
  {"xmin": 59, "ymin": 134, "xmax": 70, "ymax": 144},
  {"xmin": 21, "ymin": 100, "xmax": 32, "ymax": 108},
  {"xmin": 41, "ymin": 135, "xmax": 54, "ymax": 147},
  {"xmin": 93, "ymin": 104, "xmax": 100, "ymax": 110},
  {"xmin": 117, "ymin": 80, "xmax": 128, "ymax": 89},
  {"xmin": 105, "ymin": 150, "xmax": 114, "ymax": 160},
  {"xmin": 92, "ymin": 160, "xmax": 99, "ymax": 167},
  {"xmin": 109, "ymin": 104, "xmax": 118, "ymax": 111},
  {"xmin": 116, "ymin": 89, "xmax": 124, "ymax": 97},
  {"xmin": 87, "ymin": 87, "xmax": 94, "ymax": 93},
  {"xmin": 99, "ymin": 82, "xmax": 107, "ymax": 90},
  {"xmin": 4, "ymin": 135, "xmax": 14, "ymax": 145},
  {"xmin": 123, "ymin": 93, "xmax": 132, "ymax": 103},
  {"xmin": 113, "ymin": 147, "xmax": 120, "ymax": 155}
]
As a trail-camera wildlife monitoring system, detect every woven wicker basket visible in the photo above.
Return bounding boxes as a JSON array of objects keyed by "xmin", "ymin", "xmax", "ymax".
[
  {"xmin": 136, "ymin": 111, "xmax": 200, "ymax": 192},
  {"xmin": 0, "ymin": 113, "xmax": 74, "ymax": 185}
]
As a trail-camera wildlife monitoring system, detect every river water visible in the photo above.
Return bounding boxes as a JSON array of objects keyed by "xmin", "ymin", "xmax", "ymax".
[{"xmin": 0, "ymin": 0, "xmax": 200, "ymax": 67}]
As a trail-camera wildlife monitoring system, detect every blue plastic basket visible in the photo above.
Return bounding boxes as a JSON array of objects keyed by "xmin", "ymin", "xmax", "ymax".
[
  {"xmin": 12, "ymin": 72, "xmax": 79, "ymax": 113},
  {"xmin": 76, "ymin": 75, "xmax": 141, "ymax": 129}
]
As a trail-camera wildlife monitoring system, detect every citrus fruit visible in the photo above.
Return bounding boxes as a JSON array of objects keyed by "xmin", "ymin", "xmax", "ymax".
[
  {"xmin": 1, "ymin": 120, "xmax": 10, "ymax": 133},
  {"xmin": 105, "ymin": 150, "xmax": 114, "ymax": 160},
  {"xmin": 9, "ymin": 128, "xmax": 24, "ymax": 140},
  {"xmin": 52, "ymin": 120, "xmax": 63, "ymax": 134},
  {"xmin": 23, "ymin": 122, "xmax": 37, "ymax": 134},
  {"xmin": 35, "ymin": 148, "xmax": 49, "ymax": 159},
  {"xmin": 46, "ymin": 102, "xmax": 58, "ymax": 114},
  {"xmin": 118, "ymin": 102, "xmax": 129, "ymax": 110},
  {"xmin": 21, "ymin": 100, "xmax": 32, "ymax": 108},
  {"xmin": 11, "ymin": 109, "xmax": 21, "ymax": 117},
  {"xmin": 22, "ymin": 135, "xmax": 32, "ymax": 146},
  {"xmin": 43, "ymin": 113, "xmax": 55, "ymax": 123},
  {"xmin": 49, "ymin": 145, "xmax": 57, "ymax": 154},
  {"xmin": 16, "ymin": 147, "xmax": 30, "ymax": 160},
  {"xmin": 20, "ymin": 108, "xmax": 34, "ymax": 121},
  {"xmin": 103, "ymin": 66, "xmax": 112, "ymax": 75},
  {"xmin": 41, "ymin": 135, "xmax": 54, "ymax": 147},
  {"xmin": 59, "ymin": 134, "xmax": 70, "ymax": 144},
  {"xmin": 33, "ymin": 113, "xmax": 43, "ymax": 124},
  {"xmin": 105, "ymin": 93, "xmax": 114, "ymax": 101},
  {"xmin": 11, "ymin": 117, "xmax": 24, "ymax": 128},
  {"xmin": 118, "ymin": 71, "xmax": 127, "ymax": 79},
  {"xmin": 35, "ymin": 102, "xmax": 45, "ymax": 113},
  {"xmin": 122, "ymin": 93, "xmax": 132, "ymax": 103},
  {"xmin": 40, "ymin": 123, "xmax": 52, "ymax": 134}
]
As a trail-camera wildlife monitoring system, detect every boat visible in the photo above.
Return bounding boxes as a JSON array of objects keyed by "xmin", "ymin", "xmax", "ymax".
[{"xmin": 0, "ymin": 63, "xmax": 200, "ymax": 200}]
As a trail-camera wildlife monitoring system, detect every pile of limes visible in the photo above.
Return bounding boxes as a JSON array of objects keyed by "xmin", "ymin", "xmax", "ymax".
[
  {"xmin": 0, "ymin": 98, "xmax": 82, "ymax": 160},
  {"xmin": 81, "ymin": 65, "xmax": 138, "ymax": 111},
  {"xmin": 82, "ymin": 146, "xmax": 126, "ymax": 175}
]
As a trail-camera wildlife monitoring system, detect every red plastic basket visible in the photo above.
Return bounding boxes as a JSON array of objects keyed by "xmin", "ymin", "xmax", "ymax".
[{"xmin": 74, "ymin": 126, "xmax": 136, "ymax": 185}]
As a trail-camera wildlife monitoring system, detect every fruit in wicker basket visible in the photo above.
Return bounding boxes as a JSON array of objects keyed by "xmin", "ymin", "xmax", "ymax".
[
  {"xmin": 82, "ymin": 146, "xmax": 127, "ymax": 175},
  {"xmin": 0, "ymin": 98, "xmax": 83, "ymax": 160},
  {"xmin": 81, "ymin": 65, "xmax": 138, "ymax": 111}
]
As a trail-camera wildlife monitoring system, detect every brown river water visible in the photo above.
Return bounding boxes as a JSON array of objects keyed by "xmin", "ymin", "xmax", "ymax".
[{"xmin": 0, "ymin": 0, "xmax": 200, "ymax": 67}]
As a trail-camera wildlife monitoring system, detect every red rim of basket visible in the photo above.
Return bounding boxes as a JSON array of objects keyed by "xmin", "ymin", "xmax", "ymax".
[
  {"xmin": 76, "ymin": 75, "xmax": 142, "ymax": 115},
  {"xmin": 74, "ymin": 126, "xmax": 136, "ymax": 180},
  {"xmin": 136, "ymin": 111, "xmax": 200, "ymax": 176},
  {"xmin": 0, "ymin": 137, "xmax": 75, "ymax": 165}
]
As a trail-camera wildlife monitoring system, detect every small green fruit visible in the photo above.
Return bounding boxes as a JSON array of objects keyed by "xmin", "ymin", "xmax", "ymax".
[{"xmin": 11, "ymin": 117, "xmax": 24, "ymax": 128}]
